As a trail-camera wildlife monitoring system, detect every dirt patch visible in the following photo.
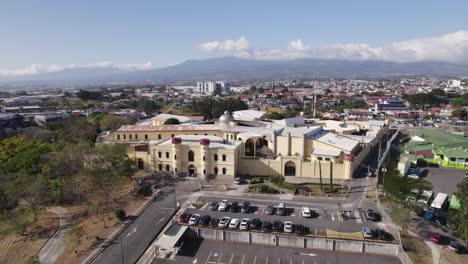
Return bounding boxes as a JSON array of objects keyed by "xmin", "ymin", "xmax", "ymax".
[
  {"xmin": 0, "ymin": 211, "xmax": 59, "ymax": 264},
  {"xmin": 54, "ymin": 183, "xmax": 148, "ymax": 264},
  {"xmin": 401, "ymin": 234, "xmax": 433, "ymax": 264}
]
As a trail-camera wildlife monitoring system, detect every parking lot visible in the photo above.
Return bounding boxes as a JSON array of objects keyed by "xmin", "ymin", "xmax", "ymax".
[
  {"xmin": 183, "ymin": 198, "xmax": 386, "ymax": 235},
  {"xmin": 157, "ymin": 239, "xmax": 401, "ymax": 264},
  {"xmin": 423, "ymin": 167, "xmax": 465, "ymax": 195}
]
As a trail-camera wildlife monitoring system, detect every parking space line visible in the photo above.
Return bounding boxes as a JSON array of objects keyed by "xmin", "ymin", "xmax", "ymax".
[
  {"xmin": 361, "ymin": 211, "xmax": 367, "ymax": 223},
  {"xmin": 217, "ymin": 252, "xmax": 223, "ymax": 264},
  {"xmin": 241, "ymin": 254, "xmax": 245, "ymax": 264},
  {"xmin": 229, "ymin": 254, "xmax": 234, "ymax": 264},
  {"xmin": 205, "ymin": 251, "xmax": 213, "ymax": 264},
  {"xmin": 277, "ymin": 257, "xmax": 281, "ymax": 264},
  {"xmin": 266, "ymin": 256, "xmax": 269, "ymax": 264},
  {"xmin": 355, "ymin": 211, "xmax": 362, "ymax": 223},
  {"xmin": 253, "ymin": 255, "xmax": 257, "ymax": 264}
]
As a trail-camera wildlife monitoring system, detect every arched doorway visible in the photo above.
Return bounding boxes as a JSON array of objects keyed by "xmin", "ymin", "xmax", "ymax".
[
  {"xmin": 284, "ymin": 161, "xmax": 296, "ymax": 176},
  {"xmin": 188, "ymin": 164, "xmax": 196, "ymax": 177},
  {"xmin": 137, "ymin": 158, "xmax": 144, "ymax": 170},
  {"xmin": 245, "ymin": 139, "xmax": 255, "ymax": 156}
]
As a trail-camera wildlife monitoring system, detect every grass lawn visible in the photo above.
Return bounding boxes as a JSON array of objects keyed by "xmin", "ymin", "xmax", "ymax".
[{"xmin": 272, "ymin": 180, "xmax": 344, "ymax": 194}]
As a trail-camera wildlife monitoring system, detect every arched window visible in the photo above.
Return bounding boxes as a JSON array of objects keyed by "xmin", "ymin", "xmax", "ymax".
[
  {"xmin": 117, "ymin": 134, "xmax": 120, "ymax": 140},
  {"xmin": 203, "ymin": 156, "xmax": 206, "ymax": 161},
  {"xmin": 166, "ymin": 164, "xmax": 170, "ymax": 171},
  {"xmin": 203, "ymin": 169, "xmax": 206, "ymax": 174},
  {"xmin": 214, "ymin": 167, "xmax": 218, "ymax": 174},
  {"xmin": 158, "ymin": 134, "xmax": 162, "ymax": 139},
  {"xmin": 222, "ymin": 155, "xmax": 226, "ymax": 161},
  {"xmin": 230, "ymin": 135, "xmax": 234, "ymax": 139},
  {"xmin": 175, "ymin": 168, "xmax": 178, "ymax": 173},
  {"xmin": 245, "ymin": 139, "xmax": 255, "ymax": 156},
  {"xmin": 123, "ymin": 134, "xmax": 126, "ymax": 140},
  {"xmin": 137, "ymin": 158, "xmax": 144, "ymax": 170},
  {"xmin": 129, "ymin": 134, "xmax": 132, "ymax": 140},
  {"xmin": 158, "ymin": 152, "xmax": 162, "ymax": 158},
  {"xmin": 174, "ymin": 155, "xmax": 177, "ymax": 160},
  {"xmin": 214, "ymin": 154, "xmax": 218, "ymax": 161},
  {"xmin": 158, "ymin": 164, "xmax": 163, "ymax": 170},
  {"xmin": 188, "ymin": 151, "xmax": 195, "ymax": 162},
  {"xmin": 166, "ymin": 152, "xmax": 169, "ymax": 159},
  {"xmin": 145, "ymin": 134, "xmax": 148, "ymax": 140},
  {"xmin": 284, "ymin": 161, "xmax": 296, "ymax": 176},
  {"xmin": 222, "ymin": 168, "xmax": 227, "ymax": 175},
  {"xmin": 135, "ymin": 134, "xmax": 138, "ymax": 140}
]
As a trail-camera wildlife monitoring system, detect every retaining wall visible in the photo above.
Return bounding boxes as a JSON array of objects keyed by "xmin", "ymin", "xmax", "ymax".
[{"xmin": 189, "ymin": 227, "xmax": 399, "ymax": 256}]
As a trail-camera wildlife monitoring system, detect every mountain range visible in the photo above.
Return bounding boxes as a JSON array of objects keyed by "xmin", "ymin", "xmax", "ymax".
[{"xmin": 1, "ymin": 57, "xmax": 468, "ymax": 86}]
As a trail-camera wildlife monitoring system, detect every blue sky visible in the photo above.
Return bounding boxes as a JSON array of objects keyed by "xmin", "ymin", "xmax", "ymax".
[{"xmin": 1, "ymin": 0, "xmax": 468, "ymax": 75}]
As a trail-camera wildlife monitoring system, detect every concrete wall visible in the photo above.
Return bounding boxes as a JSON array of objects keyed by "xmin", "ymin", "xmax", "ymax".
[
  {"xmin": 189, "ymin": 227, "xmax": 399, "ymax": 256},
  {"xmin": 305, "ymin": 238, "xmax": 334, "ymax": 251},
  {"xmin": 334, "ymin": 240, "xmax": 363, "ymax": 253}
]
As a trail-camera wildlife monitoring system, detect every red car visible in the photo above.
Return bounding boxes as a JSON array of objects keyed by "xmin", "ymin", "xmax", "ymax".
[
  {"xmin": 430, "ymin": 233, "xmax": 443, "ymax": 244},
  {"xmin": 177, "ymin": 213, "xmax": 191, "ymax": 224}
]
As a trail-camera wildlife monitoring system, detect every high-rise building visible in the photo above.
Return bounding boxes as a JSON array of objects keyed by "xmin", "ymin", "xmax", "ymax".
[{"xmin": 196, "ymin": 81, "xmax": 230, "ymax": 94}]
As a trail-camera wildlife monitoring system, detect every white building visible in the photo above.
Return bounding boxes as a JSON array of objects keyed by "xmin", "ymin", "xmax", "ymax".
[
  {"xmin": 196, "ymin": 81, "xmax": 230, "ymax": 94},
  {"xmin": 448, "ymin": 79, "xmax": 461, "ymax": 87}
]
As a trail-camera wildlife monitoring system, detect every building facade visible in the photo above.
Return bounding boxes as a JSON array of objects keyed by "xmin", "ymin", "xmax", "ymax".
[
  {"xmin": 196, "ymin": 81, "xmax": 231, "ymax": 94},
  {"xmin": 100, "ymin": 111, "xmax": 385, "ymax": 181}
]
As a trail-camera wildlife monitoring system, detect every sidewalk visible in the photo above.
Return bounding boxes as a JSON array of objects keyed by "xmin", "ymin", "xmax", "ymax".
[{"xmin": 38, "ymin": 206, "xmax": 71, "ymax": 264}]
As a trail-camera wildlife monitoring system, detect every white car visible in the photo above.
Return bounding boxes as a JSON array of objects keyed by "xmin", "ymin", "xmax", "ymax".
[
  {"xmin": 240, "ymin": 218, "xmax": 250, "ymax": 231},
  {"xmin": 218, "ymin": 200, "xmax": 228, "ymax": 211},
  {"xmin": 228, "ymin": 218, "xmax": 240, "ymax": 229},
  {"xmin": 408, "ymin": 174, "xmax": 419, "ymax": 179},
  {"xmin": 218, "ymin": 216, "xmax": 231, "ymax": 228},
  {"xmin": 284, "ymin": 221, "xmax": 293, "ymax": 233},
  {"xmin": 188, "ymin": 214, "xmax": 201, "ymax": 225},
  {"xmin": 301, "ymin": 207, "xmax": 311, "ymax": 218}
]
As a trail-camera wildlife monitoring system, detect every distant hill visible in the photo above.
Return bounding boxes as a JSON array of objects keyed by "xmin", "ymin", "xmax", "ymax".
[{"xmin": 1, "ymin": 57, "xmax": 468, "ymax": 85}]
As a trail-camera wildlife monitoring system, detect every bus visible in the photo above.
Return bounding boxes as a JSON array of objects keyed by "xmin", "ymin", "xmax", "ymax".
[{"xmin": 431, "ymin": 193, "xmax": 449, "ymax": 210}]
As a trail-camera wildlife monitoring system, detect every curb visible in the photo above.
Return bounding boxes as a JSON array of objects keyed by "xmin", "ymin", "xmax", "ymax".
[{"xmin": 81, "ymin": 190, "xmax": 162, "ymax": 264}]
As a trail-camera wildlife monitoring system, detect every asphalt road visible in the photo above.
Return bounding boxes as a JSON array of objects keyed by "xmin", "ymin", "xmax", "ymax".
[
  {"xmin": 93, "ymin": 191, "xmax": 176, "ymax": 264},
  {"xmin": 158, "ymin": 239, "xmax": 401, "ymax": 264},
  {"xmin": 423, "ymin": 167, "xmax": 465, "ymax": 195}
]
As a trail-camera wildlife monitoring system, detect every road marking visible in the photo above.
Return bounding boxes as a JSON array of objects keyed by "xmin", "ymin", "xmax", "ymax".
[
  {"xmin": 201, "ymin": 203, "xmax": 209, "ymax": 210},
  {"xmin": 156, "ymin": 217, "xmax": 166, "ymax": 225},
  {"xmin": 241, "ymin": 254, "xmax": 245, "ymax": 264},
  {"xmin": 205, "ymin": 251, "xmax": 212, "ymax": 264},
  {"xmin": 355, "ymin": 211, "xmax": 362, "ymax": 223},
  {"xmin": 266, "ymin": 256, "xmax": 269, "ymax": 264},
  {"xmin": 229, "ymin": 254, "xmax": 234, "ymax": 264},
  {"xmin": 253, "ymin": 255, "xmax": 257, "ymax": 264},
  {"xmin": 217, "ymin": 253, "xmax": 223, "ymax": 264},
  {"xmin": 290, "ymin": 257, "xmax": 293, "ymax": 264},
  {"xmin": 361, "ymin": 211, "xmax": 367, "ymax": 223},
  {"xmin": 277, "ymin": 257, "xmax": 281, "ymax": 264}
]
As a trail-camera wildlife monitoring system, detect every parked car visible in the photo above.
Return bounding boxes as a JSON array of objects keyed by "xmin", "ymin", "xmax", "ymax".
[
  {"xmin": 229, "ymin": 218, "xmax": 240, "ymax": 229},
  {"xmin": 189, "ymin": 214, "xmax": 201, "ymax": 225},
  {"xmin": 447, "ymin": 240, "xmax": 461, "ymax": 253},
  {"xmin": 261, "ymin": 220, "xmax": 272, "ymax": 232},
  {"xmin": 276, "ymin": 203, "xmax": 286, "ymax": 216},
  {"xmin": 272, "ymin": 220, "xmax": 283, "ymax": 231},
  {"xmin": 177, "ymin": 213, "xmax": 191, "ymax": 224},
  {"xmin": 200, "ymin": 215, "xmax": 211, "ymax": 226},
  {"xmin": 241, "ymin": 201, "xmax": 251, "ymax": 213},
  {"xmin": 234, "ymin": 177, "xmax": 242, "ymax": 184},
  {"xmin": 209, "ymin": 201, "xmax": 218, "ymax": 211},
  {"xmin": 240, "ymin": 218, "xmax": 251, "ymax": 231},
  {"xmin": 230, "ymin": 202, "xmax": 240, "ymax": 213},
  {"xmin": 430, "ymin": 233, "xmax": 443, "ymax": 244},
  {"xmin": 365, "ymin": 209, "xmax": 381, "ymax": 222},
  {"xmin": 250, "ymin": 218, "xmax": 262, "ymax": 230},
  {"xmin": 266, "ymin": 206, "xmax": 275, "ymax": 215},
  {"xmin": 374, "ymin": 229, "xmax": 391, "ymax": 240},
  {"xmin": 301, "ymin": 207, "xmax": 312, "ymax": 218},
  {"xmin": 294, "ymin": 224, "xmax": 305, "ymax": 235},
  {"xmin": 209, "ymin": 218, "xmax": 219, "ymax": 227},
  {"xmin": 362, "ymin": 227, "xmax": 373, "ymax": 238},
  {"xmin": 218, "ymin": 200, "xmax": 228, "ymax": 211},
  {"xmin": 218, "ymin": 217, "xmax": 231, "ymax": 228},
  {"xmin": 284, "ymin": 221, "xmax": 293, "ymax": 233}
]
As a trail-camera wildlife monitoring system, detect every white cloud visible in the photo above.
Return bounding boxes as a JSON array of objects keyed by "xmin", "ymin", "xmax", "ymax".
[
  {"xmin": 198, "ymin": 31, "xmax": 468, "ymax": 63},
  {"xmin": 198, "ymin": 36, "xmax": 250, "ymax": 53},
  {"xmin": 0, "ymin": 61, "xmax": 154, "ymax": 77}
]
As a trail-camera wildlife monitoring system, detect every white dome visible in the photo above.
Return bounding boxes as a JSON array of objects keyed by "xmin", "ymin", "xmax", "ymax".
[{"xmin": 219, "ymin": 111, "xmax": 235, "ymax": 125}]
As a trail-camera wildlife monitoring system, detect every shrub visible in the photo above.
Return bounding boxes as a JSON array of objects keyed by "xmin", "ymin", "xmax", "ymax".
[
  {"xmin": 137, "ymin": 186, "xmax": 153, "ymax": 196},
  {"xmin": 114, "ymin": 208, "xmax": 126, "ymax": 221},
  {"xmin": 257, "ymin": 184, "xmax": 279, "ymax": 194}
]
